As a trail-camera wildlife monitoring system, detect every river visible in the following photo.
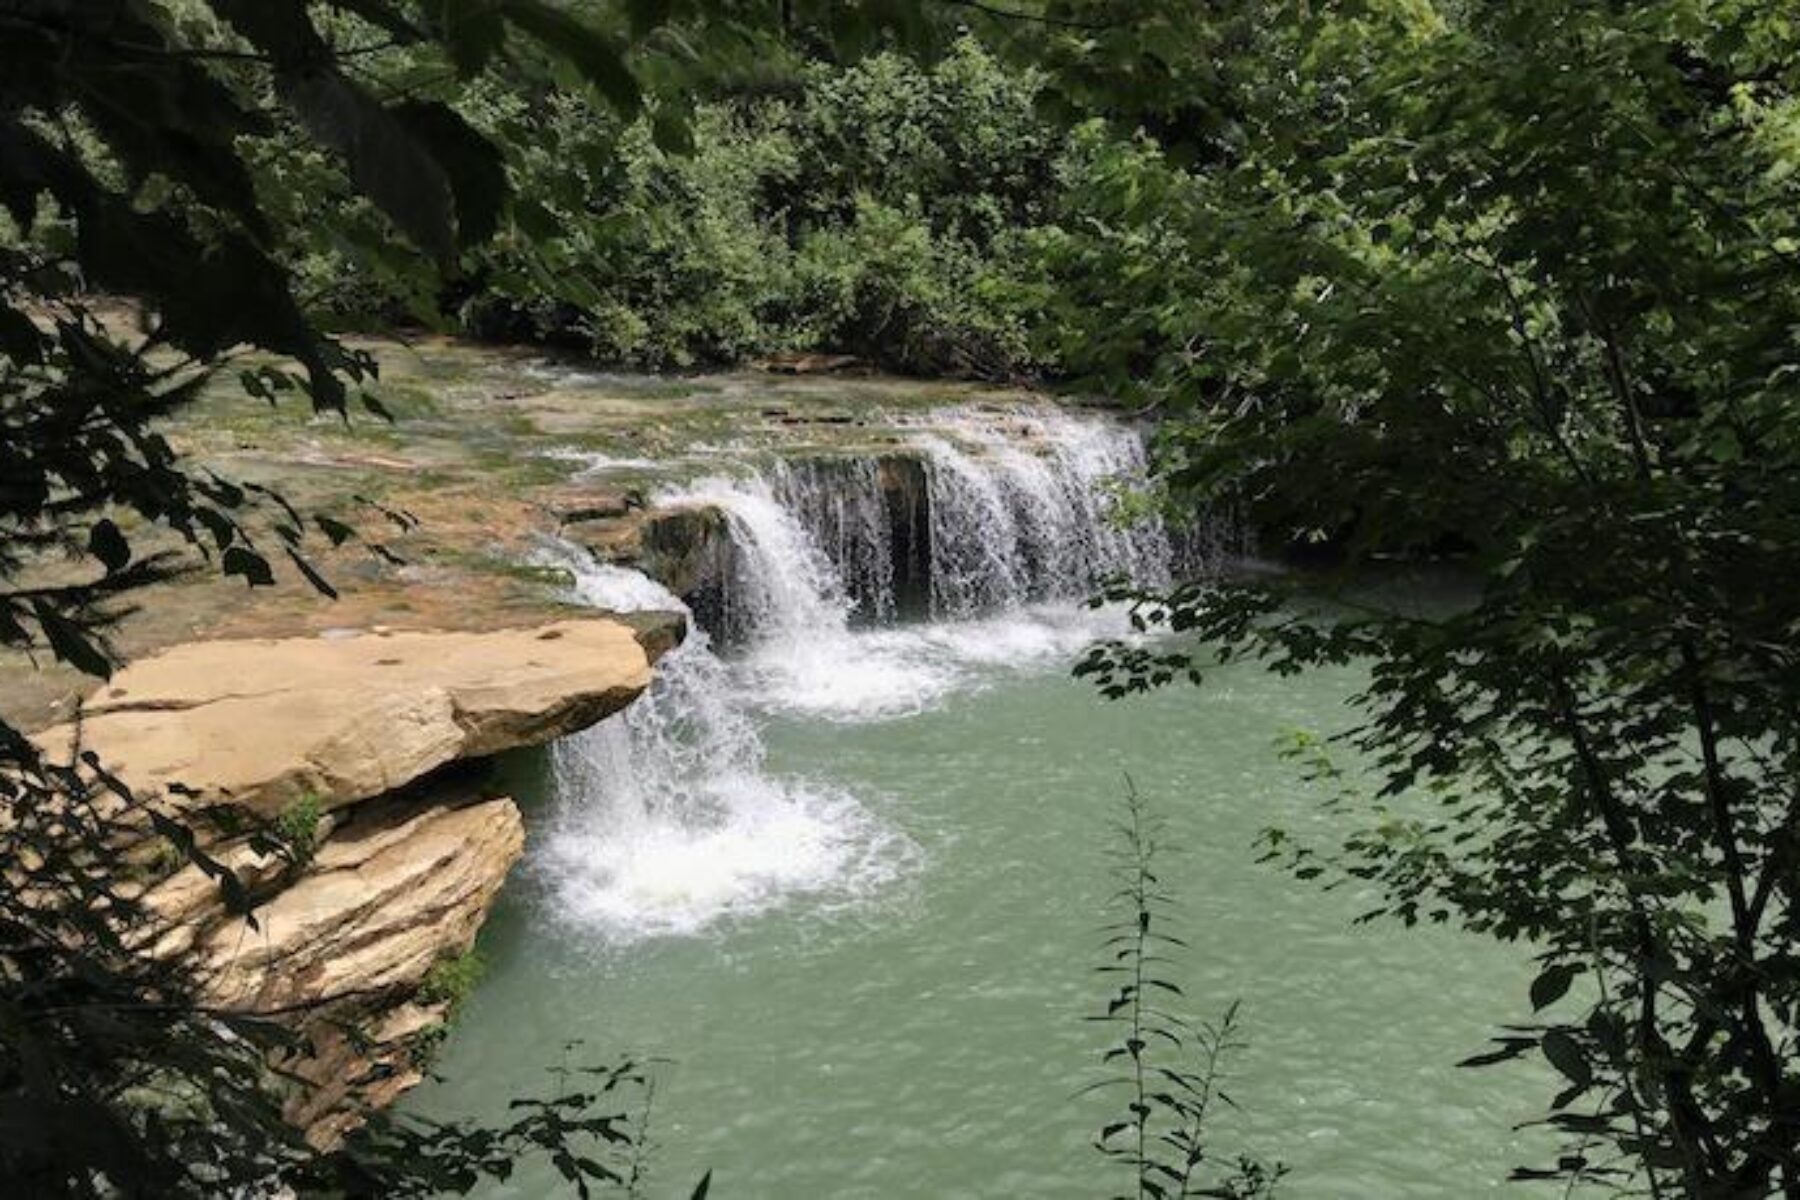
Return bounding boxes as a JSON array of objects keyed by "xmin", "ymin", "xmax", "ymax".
[{"xmin": 407, "ymin": 403, "xmax": 1549, "ymax": 1197}]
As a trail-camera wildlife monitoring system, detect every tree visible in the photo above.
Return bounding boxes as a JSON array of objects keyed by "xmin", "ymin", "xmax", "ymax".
[
  {"xmin": 1059, "ymin": 0, "xmax": 1800, "ymax": 1193},
  {"xmin": 0, "ymin": 2, "xmax": 935, "ymax": 1193}
]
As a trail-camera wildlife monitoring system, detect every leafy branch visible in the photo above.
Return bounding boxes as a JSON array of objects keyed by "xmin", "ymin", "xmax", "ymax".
[{"xmin": 1088, "ymin": 778, "xmax": 1283, "ymax": 1200}]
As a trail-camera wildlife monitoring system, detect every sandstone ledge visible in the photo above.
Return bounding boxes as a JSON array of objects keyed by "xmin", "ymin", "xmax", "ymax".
[
  {"xmin": 45, "ymin": 615, "xmax": 677, "ymax": 1145},
  {"xmin": 38, "ymin": 617, "xmax": 669, "ymax": 819}
]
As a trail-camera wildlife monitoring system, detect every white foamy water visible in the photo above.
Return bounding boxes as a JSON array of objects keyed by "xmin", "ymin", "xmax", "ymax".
[
  {"xmin": 534, "ymin": 541, "xmax": 912, "ymax": 943},
  {"xmin": 743, "ymin": 602, "xmax": 1137, "ymax": 722},
  {"xmin": 653, "ymin": 472, "xmax": 1141, "ymax": 723},
  {"xmin": 534, "ymin": 402, "xmax": 1208, "ymax": 938},
  {"xmin": 540, "ymin": 446, "xmax": 666, "ymax": 474},
  {"xmin": 906, "ymin": 407, "xmax": 1173, "ymax": 617}
]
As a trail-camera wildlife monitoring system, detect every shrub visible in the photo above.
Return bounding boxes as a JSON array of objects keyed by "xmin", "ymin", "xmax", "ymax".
[
  {"xmin": 420, "ymin": 950, "xmax": 487, "ymax": 1015},
  {"xmin": 446, "ymin": 35, "xmax": 1066, "ymax": 376},
  {"xmin": 274, "ymin": 794, "xmax": 324, "ymax": 862}
]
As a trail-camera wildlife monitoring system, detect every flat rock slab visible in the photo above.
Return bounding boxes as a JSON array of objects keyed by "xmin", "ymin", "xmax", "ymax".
[{"xmin": 36, "ymin": 618, "xmax": 656, "ymax": 818}]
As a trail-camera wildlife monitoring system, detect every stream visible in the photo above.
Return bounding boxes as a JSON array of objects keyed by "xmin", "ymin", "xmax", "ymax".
[{"xmin": 408, "ymin": 404, "xmax": 1549, "ymax": 1197}]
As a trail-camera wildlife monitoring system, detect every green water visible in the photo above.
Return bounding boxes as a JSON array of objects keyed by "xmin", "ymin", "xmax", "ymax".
[{"xmin": 411, "ymin": 648, "xmax": 1550, "ymax": 1197}]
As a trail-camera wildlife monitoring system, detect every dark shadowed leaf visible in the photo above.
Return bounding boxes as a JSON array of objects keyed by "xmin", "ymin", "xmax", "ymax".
[
  {"xmin": 88, "ymin": 519, "xmax": 130, "ymax": 573},
  {"xmin": 1530, "ymin": 964, "xmax": 1579, "ymax": 1011},
  {"xmin": 222, "ymin": 546, "xmax": 275, "ymax": 587},
  {"xmin": 393, "ymin": 101, "xmax": 510, "ymax": 246},
  {"xmin": 1541, "ymin": 1031, "xmax": 1590, "ymax": 1089},
  {"xmin": 502, "ymin": 0, "xmax": 642, "ymax": 116},
  {"xmin": 285, "ymin": 548, "xmax": 339, "ymax": 599},
  {"xmin": 31, "ymin": 602, "xmax": 112, "ymax": 677},
  {"xmin": 286, "ymin": 73, "xmax": 457, "ymax": 265}
]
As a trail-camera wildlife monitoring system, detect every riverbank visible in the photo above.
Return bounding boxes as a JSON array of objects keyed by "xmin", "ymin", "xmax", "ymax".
[{"xmin": 0, "ymin": 337, "xmax": 1081, "ymax": 731}]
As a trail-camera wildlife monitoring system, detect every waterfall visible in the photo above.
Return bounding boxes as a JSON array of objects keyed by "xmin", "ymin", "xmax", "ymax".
[
  {"xmin": 650, "ymin": 472, "xmax": 961, "ymax": 721},
  {"xmin": 628, "ymin": 405, "xmax": 1211, "ymax": 720},
  {"xmin": 768, "ymin": 459, "xmax": 897, "ymax": 624},
  {"xmin": 671, "ymin": 474, "xmax": 854, "ymax": 647},
  {"xmin": 535, "ymin": 401, "xmax": 1227, "ymax": 939},
  {"xmin": 911, "ymin": 408, "xmax": 1174, "ymax": 617},
  {"xmin": 683, "ymin": 406, "xmax": 1183, "ymax": 625},
  {"xmin": 534, "ymin": 541, "xmax": 910, "ymax": 942}
]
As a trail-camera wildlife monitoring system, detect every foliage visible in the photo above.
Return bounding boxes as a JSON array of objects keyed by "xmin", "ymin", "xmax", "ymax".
[
  {"xmin": 0, "ymin": 2, "xmax": 940, "ymax": 1196},
  {"xmin": 316, "ymin": 1056, "xmax": 667, "ymax": 1199},
  {"xmin": 421, "ymin": 949, "xmax": 488, "ymax": 1014},
  {"xmin": 324, "ymin": 36, "xmax": 1063, "ymax": 374},
  {"xmin": 275, "ymin": 792, "xmax": 325, "ymax": 861},
  {"xmin": 1089, "ymin": 781, "xmax": 1283, "ymax": 1200},
  {"xmin": 1065, "ymin": 0, "xmax": 1800, "ymax": 1193}
]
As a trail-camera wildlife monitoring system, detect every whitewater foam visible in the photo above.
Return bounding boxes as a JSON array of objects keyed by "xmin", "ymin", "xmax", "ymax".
[
  {"xmin": 531, "ymin": 400, "xmax": 1199, "ymax": 940},
  {"xmin": 532, "ymin": 540, "xmax": 912, "ymax": 944}
]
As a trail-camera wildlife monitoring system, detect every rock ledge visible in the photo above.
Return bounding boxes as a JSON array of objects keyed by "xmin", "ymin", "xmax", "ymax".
[{"xmin": 44, "ymin": 616, "xmax": 673, "ymax": 1144}]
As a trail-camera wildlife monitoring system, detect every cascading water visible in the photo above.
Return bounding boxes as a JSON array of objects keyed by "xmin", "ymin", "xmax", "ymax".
[
  {"xmin": 911, "ymin": 407, "xmax": 1175, "ymax": 617},
  {"xmin": 651, "ymin": 472, "xmax": 962, "ymax": 721},
  {"xmin": 534, "ymin": 541, "xmax": 911, "ymax": 942},
  {"xmin": 537, "ymin": 402, "xmax": 1232, "ymax": 937},
  {"xmin": 766, "ymin": 458, "xmax": 897, "ymax": 624}
]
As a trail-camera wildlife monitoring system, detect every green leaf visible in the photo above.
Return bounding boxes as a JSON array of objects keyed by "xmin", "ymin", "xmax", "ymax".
[
  {"xmin": 0, "ymin": 304, "xmax": 44, "ymax": 364},
  {"xmin": 285, "ymin": 73, "xmax": 456, "ymax": 265},
  {"xmin": 1541, "ymin": 1031, "xmax": 1590, "ymax": 1089},
  {"xmin": 651, "ymin": 105, "xmax": 694, "ymax": 157},
  {"xmin": 316, "ymin": 515, "xmax": 355, "ymax": 546},
  {"xmin": 392, "ymin": 101, "xmax": 509, "ymax": 247},
  {"xmin": 501, "ymin": 1, "xmax": 642, "ymax": 117},
  {"xmin": 285, "ymin": 548, "xmax": 338, "ymax": 600},
  {"xmin": 435, "ymin": 0, "xmax": 508, "ymax": 74},
  {"xmin": 326, "ymin": 0, "xmax": 425, "ymax": 43},
  {"xmin": 1529, "ymin": 963, "xmax": 1578, "ymax": 1011}
]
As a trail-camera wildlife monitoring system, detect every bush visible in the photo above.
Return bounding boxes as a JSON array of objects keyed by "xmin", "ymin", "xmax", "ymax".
[
  {"xmin": 443, "ymin": 36, "xmax": 1066, "ymax": 376},
  {"xmin": 420, "ymin": 950, "xmax": 487, "ymax": 1015},
  {"xmin": 274, "ymin": 793, "xmax": 324, "ymax": 862}
]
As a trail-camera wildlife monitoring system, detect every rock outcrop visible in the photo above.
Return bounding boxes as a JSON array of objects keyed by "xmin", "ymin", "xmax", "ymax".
[
  {"xmin": 37, "ymin": 619, "xmax": 661, "ymax": 820},
  {"xmin": 42, "ymin": 616, "xmax": 676, "ymax": 1146},
  {"xmin": 567, "ymin": 503, "xmax": 737, "ymax": 635}
]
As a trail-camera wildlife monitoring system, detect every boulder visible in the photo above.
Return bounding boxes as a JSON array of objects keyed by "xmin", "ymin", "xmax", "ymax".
[{"xmin": 571, "ymin": 504, "xmax": 737, "ymax": 638}]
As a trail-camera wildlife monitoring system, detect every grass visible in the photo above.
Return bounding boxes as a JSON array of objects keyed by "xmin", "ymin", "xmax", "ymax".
[{"xmin": 274, "ymin": 793, "xmax": 323, "ymax": 861}]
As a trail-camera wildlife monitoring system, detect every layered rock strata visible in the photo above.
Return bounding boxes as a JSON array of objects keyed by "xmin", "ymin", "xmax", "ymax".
[{"xmin": 35, "ymin": 616, "xmax": 678, "ymax": 1145}]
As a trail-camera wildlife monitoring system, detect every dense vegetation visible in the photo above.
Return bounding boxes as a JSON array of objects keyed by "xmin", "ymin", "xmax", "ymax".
[
  {"xmin": 275, "ymin": 33, "xmax": 1076, "ymax": 376},
  {"xmin": 1071, "ymin": 2, "xmax": 1800, "ymax": 1194},
  {"xmin": 6, "ymin": 0, "xmax": 1800, "ymax": 1196}
]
